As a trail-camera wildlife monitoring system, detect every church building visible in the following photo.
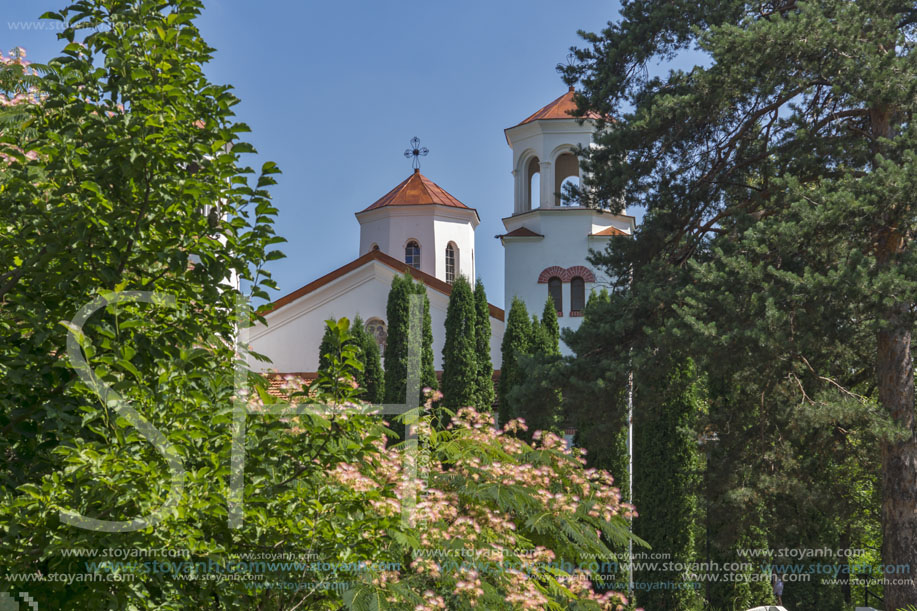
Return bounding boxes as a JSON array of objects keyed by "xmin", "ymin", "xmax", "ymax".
[{"xmin": 248, "ymin": 88, "xmax": 634, "ymax": 382}]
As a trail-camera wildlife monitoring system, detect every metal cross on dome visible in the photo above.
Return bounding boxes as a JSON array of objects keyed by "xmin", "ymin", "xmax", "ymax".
[{"xmin": 403, "ymin": 136, "xmax": 429, "ymax": 170}]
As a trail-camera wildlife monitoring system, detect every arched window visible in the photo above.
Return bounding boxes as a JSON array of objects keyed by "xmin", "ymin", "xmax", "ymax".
[
  {"xmin": 527, "ymin": 156, "xmax": 541, "ymax": 211},
  {"xmin": 405, "ymin": 240, "xmax": 420, "ymax": 269},
  {"xmin": 554, "ymin": 152, "xmax": 580, "ymax": 206},
  {"xmin": 570, "ymin": 276, "xmax": 586, "ymax": 313},
  {"xmin": 548, "ymin": 276, "xmax": 563, "ymax": 314},
  {"xmin": 370, "ymin": 243, "xmax": 380, "ymax": 251},
  {"xmin": 445, "ymin": 242, "xmax": 457, "ymax": 284},
  {"xmin": 365, "ymin": 317, "xmax": 387, "ymax": 351}
]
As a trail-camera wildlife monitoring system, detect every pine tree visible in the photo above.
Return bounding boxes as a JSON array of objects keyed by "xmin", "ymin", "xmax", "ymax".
[
  {"xmin": 441, "ymin": 276, "xmax": 477, "ymax": 411},
  {"xmin": 564, "ymin": 0, "xmax": 912, "ymax": 605},
  {"xmin": 473, "ymin": 279, "xmax": 495, "ymax": 411},
  {"xmin": 352, "ymin": 315, "xmax": 384, "ymax": 404},
  {"xmin": 498, "ymin": 297, "xmax": 531, "ymax": 425}
]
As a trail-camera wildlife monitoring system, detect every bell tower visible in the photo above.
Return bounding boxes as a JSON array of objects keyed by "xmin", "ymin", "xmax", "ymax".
[{"xmin": 499, "ymin": 88, "xmax": 635, "ymax": 351}]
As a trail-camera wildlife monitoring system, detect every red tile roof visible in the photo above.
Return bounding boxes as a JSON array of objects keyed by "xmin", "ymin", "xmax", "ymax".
[
  {"xmin": 496, "ymin": 227, "xmax": 544, "ymax": 238},
  {"xmin": 264, "ymin": 372, "xmax": 316, "ymax": 399},
  {"xmin": 260, "ymin": 249, "xmax": 505, "ymax": 321},
  {"xmin": 266, "ymin": 370, "xmax": 503, "ymax": 402},
  {"xmin": 358, "ymin": 169, "xmax": 472, "ymax": 213},
  {"xmin": 511, "ymin": 87, "xmax": 603, "ymax": 128},
  {"xmin": 588, "ymin": 226, "xmax": 629, "ymax": 237}
]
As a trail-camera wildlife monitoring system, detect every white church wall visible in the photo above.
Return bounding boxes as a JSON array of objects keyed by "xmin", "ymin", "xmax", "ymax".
[
  {"xmin": 359, "ymin": 206, "xmax": 478, "ymax": 284},
  {"xmin": 248, "ymin": 259, "xmax": 503, "ymax": 376},
  {"xmin": 432, "ymin": 215, "xmax": 476, "ymax": 282},
  {"xmin": 358, "ymin": 208, "xmax": 438, "ymax": 278}
]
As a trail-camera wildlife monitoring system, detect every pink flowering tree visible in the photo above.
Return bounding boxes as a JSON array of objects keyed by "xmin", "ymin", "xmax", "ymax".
[{"xmin": 250, "ymin": 319, "xmax": 645, "ymax": 610}]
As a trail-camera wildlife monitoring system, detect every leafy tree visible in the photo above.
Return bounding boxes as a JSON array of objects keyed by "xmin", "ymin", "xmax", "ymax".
[
  {"xmin": 352, "ymin": 315, "xmax": 384, "ymax": 404},
  {"xmin": 0, "ymin": 0, "xmax": 290, "ymax": 607},
  {"xmin": 321, "ymin": 316, "xmax": 384, "ymax": 404},
  {"xmin": 383, "ymin": 273, "xmax": 436, "ymax": 407},
  {"xmin": 317, "ymin": 320, "xmax": 339, "ymax": 374},
  {"xmin": 473, "ymin": 279, "xmax": 495, "ymax": 411},
  {"xmin": 563, "ymin": 0, "xmax": 912, "ymax": 605},
  {"xmin": 441, "ymin": 276, "xmax": 477, "ymax": 411},
  {"xmin": 498, "ymin": 297, "xmax": 532, "ymax": 424}
]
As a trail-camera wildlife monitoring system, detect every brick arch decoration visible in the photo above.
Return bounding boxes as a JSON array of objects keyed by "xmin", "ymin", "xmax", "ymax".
[
  {"xmin": 538, "ymin": 266, "xmax": 596, "ymax": 283},
  {"xmin": 564, "ymin": 265, "xmax": 596, "ymax": 282},
  {"xmin": 537, "ymin": 266, "xmax": 567, "ymax": 283}
]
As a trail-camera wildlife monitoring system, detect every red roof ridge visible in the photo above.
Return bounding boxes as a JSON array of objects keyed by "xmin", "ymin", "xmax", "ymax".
[
  {"xmin": 496, "ymin": 226, "xmax": 544, "ymax": 238},
  {"xmin": 260, "ymin": 249, "xmax": 505, "ymax": 321},
  {"xmin": 588, "ymin": 226, "xmax": 629, "ymax": 237}
]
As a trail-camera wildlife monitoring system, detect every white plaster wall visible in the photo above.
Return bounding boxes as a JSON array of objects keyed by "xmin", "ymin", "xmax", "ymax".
[
  {"xmin": 357, "ymin": 209, "xmax": 437, "ymax": 278},
  {"xmin": 248, "ymin": 259, "xmax": 504, "ymax": 374},
  {"xmin": 433, "ymin": 215, "xmax": 476, "ymax": 282},
  {"xmin": 358, "ymin": 206, "xmax": 478, "ymax": 284}
]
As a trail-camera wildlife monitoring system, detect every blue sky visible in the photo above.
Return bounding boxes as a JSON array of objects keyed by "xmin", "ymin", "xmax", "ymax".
[{"xmin": 5, "ymin": 0, "xmax": 629, "ymax": 308}]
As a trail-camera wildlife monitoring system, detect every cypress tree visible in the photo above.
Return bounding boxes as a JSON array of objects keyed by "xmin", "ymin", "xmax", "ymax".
[
  {"xmin": 384, "ymin": 273, "xmax": 437, "ymax": 406},
  {"xmin": 507, "ymin": 303, "xmax": 564, "ymax": 434},
  {"xmin": 352, "ymin": 315, "xmax": 384, "ymax": 404},
  {"xmin": 407, "ymin": 275, "xmax": 438, "ymax": 396},
  {"xmin": 473, "ymin": 279, "xmax": 495, "ymax": 411},
  {"xmin": 441, "ymin": 276, "xmax": 477, "ymax": 410},
  {"xmin": 633, "ymin": 357, "xmax": 703, "ymax": 611},
  {"xmin": 317, "ymin": 320, "xmax": 339, "ymax": 375},
  {"xmin": 498, "ymin": 297, "xmax": 531, "ymax": 425},
  {"xmin": 540, "ymin": 296, "xmax": 560, "ymax": 355},
  {"xmin": 383, "ymin": 274, "xmax": 410, "ymax": 404}
]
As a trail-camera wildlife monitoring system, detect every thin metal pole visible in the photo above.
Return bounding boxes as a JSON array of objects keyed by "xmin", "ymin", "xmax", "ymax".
[{"xmin": 627, "ymin": 367, "xmax": 634, "ymax": 596}]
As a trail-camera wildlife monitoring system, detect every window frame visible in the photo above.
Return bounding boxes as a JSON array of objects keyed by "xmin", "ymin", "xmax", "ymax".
[
  {"xmin": 405, "ymin": 240, "xmax": 421, "ymax": 269},
  {"xmin": 570, "ymin": 276, "xmax": 586, "ymax": 314},
  {"xmin": 445, "ymin": 242, "xmax": 456, "ymax": 284},
  {"xmin": 548, "ymin": 276, "xmax": 563, "ymax": 315}
]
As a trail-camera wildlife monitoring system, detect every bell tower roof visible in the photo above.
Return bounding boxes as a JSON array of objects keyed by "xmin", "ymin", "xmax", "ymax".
[
  {"xmin": 509, "ymin": 86, "xmax": 603, "ymax": 129},
  {"xmin": 357, "ymin": 169, "xmax": 475, "ymax": 214}
]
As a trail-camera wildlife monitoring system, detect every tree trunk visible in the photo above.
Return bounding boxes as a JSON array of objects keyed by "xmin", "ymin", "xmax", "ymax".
[
  {"xmin": 877, "ymin": 311, "xmax": 917, "ymax": 610},
  {"xmin": 871, "ymin": 102, "xmax": 917, "ymax": 608}
]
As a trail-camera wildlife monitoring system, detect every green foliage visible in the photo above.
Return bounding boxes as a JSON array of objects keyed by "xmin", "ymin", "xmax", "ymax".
[
  {"xmin": 498, "ymin": 297, "xmax": 532, "ymax": 424},
  {"xmin": 540, "ymin": 296, "xmax": 560, "ymax": 355},
  {"xmin": 0, "ymin": 0, "xmax": 295, "ymax": 607},
  {"xmin": 473, "ymin": 279, "xmax": 495, "ymax": 411},
  {"xmin": 321, "ymin": 316, "xmax": 384, "ymax": 404},
  {"xmin": 502, "ymin": 298, "xmax": 564, "ymax": 434},
  {"xmin": 317, "ymin": 321, "xmax": 338, "ymax": 375},
  {"xmin": 383, "ymin": 273, "xmax": 436, "ymax": 406},
  {"xmin": 563, "ymin": 0, "xmax": 914, "ymax": 606},
  {"xmin": 352, "ymin": 315, "xmax": 385, "ymax": 404},
  {"xmin": 441, "ymin": 276, "xmax": 477, "ymax": 412},
  {"xmin": 632, "ymin": 357, "xmax": 703, "ymax": 610}
]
